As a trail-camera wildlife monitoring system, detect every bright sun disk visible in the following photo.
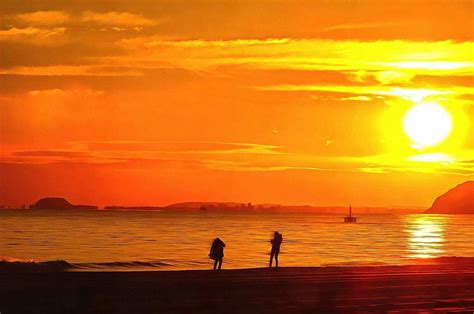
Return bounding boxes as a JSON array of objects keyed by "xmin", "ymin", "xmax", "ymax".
[{"xmin": 403, "ymin": 103, "xmax": 452, "ymax": 149}]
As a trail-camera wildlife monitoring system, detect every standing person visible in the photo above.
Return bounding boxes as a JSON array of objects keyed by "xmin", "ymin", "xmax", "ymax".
[
  {"xmin": 269, "ymin": 231, "xmax": 283, "ymax": 268},
  {"xmin": 209, "ymin": 237, "xmax": 226, "ymax": 270}
]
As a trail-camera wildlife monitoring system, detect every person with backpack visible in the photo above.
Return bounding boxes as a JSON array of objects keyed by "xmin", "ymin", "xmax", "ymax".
[{"xmin": 209, "ymin": 237, "xmax": 226, "ymax": 270}]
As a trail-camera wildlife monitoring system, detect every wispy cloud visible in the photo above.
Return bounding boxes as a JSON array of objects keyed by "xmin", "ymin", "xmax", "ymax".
[
  {"xmin": 72, "ymin": 141, "xmax": 283, "ymax": 155},
  {"xmin": 258, "ymin": 85, "xmax": 467, "ymax": 102},
  {"xmin": 2, "ymin": 141, "xmax": 283, "ymax": 163},
  {"xmin": 358, "ymin": 152, "xmax": 474, "ymax": 177},
  {"xmin": 27, "ymin": 88, "xmax": 104, "ymax": 96},
  {"xmin": 115, "ymin": 38, "xmax": 474, "ymax": 84},
  {"xmin": 3, "ymin": 141, "xmax": 473, "ymax": 179},
  {"xmin": 143, "ymin": 38, "xmax": 290, "ymax": 48},
  {"xmin": 202, "ymin": 160, "xmax": 353, "ymax": 173},
  {"xmin": 341, "ymin": 96, "xmax": 372, "ymax": 101},
  {"xmin": 15, "ymin": 11, "xmax": 71, "ymax": 25},
  {"xmin": 0, "ymin": 26, "xmax": 66, "ymax": 44},
  {"xmin": 323, "ymin": 22, "xmax": 406, "ymax": 32},
  {"xmin": 0, "ymin": 65, "xmax": 143, "ymax": 76},
  {"xmin": 12, "ymin": 150, "xmax": 89, "ymax": 158},
  {"xmin": 81, "ymin": 11, "xmax": 160, "ymax": 27}
]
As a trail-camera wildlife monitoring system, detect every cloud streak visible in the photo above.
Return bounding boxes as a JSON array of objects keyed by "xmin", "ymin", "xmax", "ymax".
[
  {"xmin": 81, "ymin": 11, "xmax": 160, "ymax": 27},
  {"xmin": 0, "ymin": 26, "xmax": 66, "ymax": 44},
  {"xmin": 15, "ymin": 11, "xmax": 71, "ymax": 25}
]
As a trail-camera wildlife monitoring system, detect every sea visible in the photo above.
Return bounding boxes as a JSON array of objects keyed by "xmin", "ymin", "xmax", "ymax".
[{"xmin": 1, "ymin": 210, "xmax": 473, "ymax": 271}]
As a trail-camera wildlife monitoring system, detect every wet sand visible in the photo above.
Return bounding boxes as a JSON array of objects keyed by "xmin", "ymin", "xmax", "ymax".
[{"xmin": 1, "ymin": 262, "xmax": 474, "ymax": 313}]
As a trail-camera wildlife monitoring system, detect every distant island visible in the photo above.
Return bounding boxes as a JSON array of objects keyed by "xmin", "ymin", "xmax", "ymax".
[
  {"xmin": 426, "ymin": 181, "xmax": 474, "ymax": 214},
  {"xmin": 29, "ymin": 197, "xmax": 98, "ymax": 210}
]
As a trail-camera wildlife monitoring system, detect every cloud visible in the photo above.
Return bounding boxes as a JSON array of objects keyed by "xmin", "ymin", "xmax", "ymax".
[
  {"xmin": 202, "ymin": 159, "xmax": 354, "ymax": 172},
  {"xmin": 12, "ymin": 150, "xmax": 89, "ymax": 158},
  {"xmin": 15, "ymin": 11, "xmax": 70, "ymax": 25},
  {"xmin": 357, "ymin": 151, "xmax": 474, "ymax": 177},
  {"xmin": 27, "ymin": 88, "xmax": 64, "ymax": 96},
  {"xmin": 2, "ymin": 36, "xmax": 472, "ymax": 87},
  {"xmin": 372, "ymin": 71, "xmax": 414, "ymax": 85},
  {"xmin": 115, "ymin": 38, "xmax": 474, "ymax": 81},
  {"xmin": 73, "ymin": 141, "xmax": 282, "ymax": 155},
  {"xmin": 27, "ymin": 88, "xmax": 104, "ymax": 96},
  {"xmin": 377, "ymin": 61, "xmax": 472, "ymax": 71},
  {"xmin": 143, "ymin": 38, "xmax": 289, "ymax": 48},
  {"xmin": 2, "ymin": 142, "xmax": 284, "ymax": 168},
  {"xmin": 2, "ymin": 150, "xmax": 100, "ymax": 165},
  {"xmin": 323, "ymin": 22, "xmax": 405, "ymax": 32},
  {"xmin": 347, "ymin": 70, "xmax": 415, "ymax": 85},
  {"xmin": 341, "ymin": 96, "xmax": 372, "ymax": 101},
  {"xmin": 0, "ymin": 27, "xmax": 66, "ymax": 44},
  {"xmin": 0, "ymin": 65, "xmax": 143, "ymax": 76},
  {"xmin": 81, "ymin": 11, "xmax": 159, "ymax": 27},
  {"xmin": 258, "ymin": 84, "xmax": 463, "ymax": 102},
  {"xmin": 359, "ymin": 167, "xmax": 389, "ymax": 174},
  {"xmin": 4, "ymin": 142, "xmax": 473, "ymax": 177}
]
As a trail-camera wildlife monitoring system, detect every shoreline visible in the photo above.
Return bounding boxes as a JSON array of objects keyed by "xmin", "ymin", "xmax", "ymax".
[
  {"xmin": 1, "ymin": 261, "xmax": 473, "ymax": 313},
  {"xmin": 2, "ymin": 256, "xmax": 474, "ymax": 273}
]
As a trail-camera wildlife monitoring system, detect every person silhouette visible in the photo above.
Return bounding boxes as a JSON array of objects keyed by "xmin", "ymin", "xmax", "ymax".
[
  {"xmin": 269, "ymin": 231, "xmax": 283, "ymax": 268},
  {"xmin": 209, "ymin": 237, "xmax": 226, "ymax": 270}
]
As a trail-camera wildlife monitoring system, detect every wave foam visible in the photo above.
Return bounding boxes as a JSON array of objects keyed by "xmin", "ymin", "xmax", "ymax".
[{"xmin": 0, "ymin": 258, "xmax": 172, "ymax": 272}]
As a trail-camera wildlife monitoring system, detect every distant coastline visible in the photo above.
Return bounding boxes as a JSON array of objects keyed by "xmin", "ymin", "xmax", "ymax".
[
  {"xmin": 3, "ymin": 180, "xmax": 471, "ymax": 214},
  {"xmin": 2, "ymin": 197, "xmax": 423, "ymax": 214},
  {"xmin": 104, "ymin": 203, "xmax": 422, "ymax": 214}
]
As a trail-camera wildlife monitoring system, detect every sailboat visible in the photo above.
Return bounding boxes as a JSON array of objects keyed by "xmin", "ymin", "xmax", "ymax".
[{"xmin": 344, "ymin": 205, "xmax": 357, "ymax": 223}]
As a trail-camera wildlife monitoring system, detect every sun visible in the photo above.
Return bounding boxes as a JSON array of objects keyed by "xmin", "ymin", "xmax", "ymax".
[{"xmin": 403, "ymin": 102, "xmax": 452, "ymax": 148}]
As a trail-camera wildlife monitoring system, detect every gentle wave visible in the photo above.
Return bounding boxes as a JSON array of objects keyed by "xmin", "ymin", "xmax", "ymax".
[
  {"xmin": 74, "ymin": 260, "xmax": 173, "ymax": 270},
  {"xmin": 0, "ymin": 258, "xmax": 173, "ymax": 272},
  {"xmin": 0, "ymin": 259, "xmax": 74, "ymax": 272},
  {"xmin": 1, "ymin": 256, "xmax": 473, "ymax": 272}
]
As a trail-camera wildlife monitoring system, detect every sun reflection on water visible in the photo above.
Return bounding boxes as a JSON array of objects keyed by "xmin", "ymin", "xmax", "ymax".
[{"xmin": 406, "ymin": 215, "xmax": 447, "ymax": 258}]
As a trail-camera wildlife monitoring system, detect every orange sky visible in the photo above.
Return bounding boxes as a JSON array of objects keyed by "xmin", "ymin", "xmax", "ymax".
[{"xmin": 0, "ymin": 0, "xmax": 473, "ymax": 208}]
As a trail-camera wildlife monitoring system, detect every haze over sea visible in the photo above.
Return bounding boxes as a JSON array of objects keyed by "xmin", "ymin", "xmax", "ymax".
[{"xmin": 1, "ymin": 210, "xmax": 473, "ymax": 271}]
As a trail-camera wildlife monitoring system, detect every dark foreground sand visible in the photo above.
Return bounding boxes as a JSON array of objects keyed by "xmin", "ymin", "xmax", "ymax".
[{"xmin": 1, "ymin": 261, "xmax": 474, "ymax": 313}]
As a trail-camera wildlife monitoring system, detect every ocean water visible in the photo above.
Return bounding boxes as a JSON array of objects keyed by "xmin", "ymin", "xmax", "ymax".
[{"xmin": 1, "ymin": 210, "xmax": 473, "ymax": 270}]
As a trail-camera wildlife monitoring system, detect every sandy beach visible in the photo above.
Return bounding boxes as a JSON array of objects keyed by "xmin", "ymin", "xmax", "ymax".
[{"xmin": 1, "ymin": 260, "xmax": 474, "ymax": 313}]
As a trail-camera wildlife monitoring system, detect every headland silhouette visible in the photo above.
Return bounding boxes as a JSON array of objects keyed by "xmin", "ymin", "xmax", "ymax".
[
  {"xmin": 425, "ymin": 181, "xmax": 474, "ymax": 214},
  {"xmin": 29, "ymin": 197, "xmax": 98, "ymax": 210}
]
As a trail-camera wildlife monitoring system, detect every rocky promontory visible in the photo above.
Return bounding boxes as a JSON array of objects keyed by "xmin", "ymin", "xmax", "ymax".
[
  {"xmin": 29, "ymin": 197, "xmax": 98, "ymax": 210},
  {"xmin": 426, "ymin": 181, "xmax": 474, "ymax": 214}
]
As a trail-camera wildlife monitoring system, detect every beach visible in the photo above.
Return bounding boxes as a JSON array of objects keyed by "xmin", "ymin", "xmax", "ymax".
[{"xmin": 1, "ymin": 260, "xmax": 474, "ymax": 313}]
